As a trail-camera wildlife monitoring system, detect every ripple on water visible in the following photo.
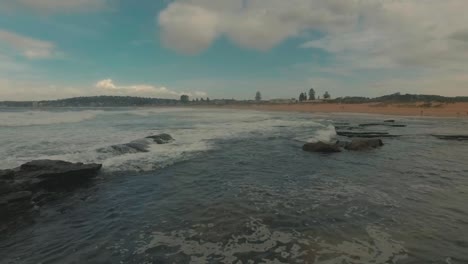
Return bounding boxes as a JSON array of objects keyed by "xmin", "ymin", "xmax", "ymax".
[{"xmin": 127, "ymin": 218, "xmax": 407, "ymax": 264}]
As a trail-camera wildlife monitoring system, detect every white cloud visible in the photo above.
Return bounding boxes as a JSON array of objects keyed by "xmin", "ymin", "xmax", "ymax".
[
  {"xmin": 157, "ymin": 0, "xmax": 366, "ymax": 54},
  {"xmin": 95, "ymin": 79, "xmax": 117, "ymax": 90},
  {"xmin": 1, "ymin": 0, "xmax": 108, "ymax": 13},
  {"xmin": 0, "ymin": 29, "xmax": 58, "ymax": 59},
  {"xmin": 159, "ymin": 2, "xmax": 220, "ymax": 55},
  {"xmin": 95, "ymin": 79, "xmax": 207, "ymax": 98}
]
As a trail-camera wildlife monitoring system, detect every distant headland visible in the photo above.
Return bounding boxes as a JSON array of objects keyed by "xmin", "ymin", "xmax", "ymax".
[{"xmin": 1, "ymin": 93, "xmax": 467, "ymax": 117}]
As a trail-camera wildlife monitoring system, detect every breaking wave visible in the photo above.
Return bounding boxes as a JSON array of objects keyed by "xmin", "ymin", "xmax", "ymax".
[
  {"xmin": 0, "ymin": 109, "xmax": 326, "ymax": 171},
  {"xmin": 0, "ymin": 110, "xmax": 102, "ymax": 127}
]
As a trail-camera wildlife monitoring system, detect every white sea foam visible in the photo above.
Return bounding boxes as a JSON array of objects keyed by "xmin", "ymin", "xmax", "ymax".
[
  {"xmin": 0, "ymin": 110, "xmax": 102, "ymax": 127},
  {"xmin": 293, "ymin": 124, "xmax": 337, "ymax": 143},
  {"xmin": 132, "ymin": 219, "xmax": 406, "ymax": 264}
]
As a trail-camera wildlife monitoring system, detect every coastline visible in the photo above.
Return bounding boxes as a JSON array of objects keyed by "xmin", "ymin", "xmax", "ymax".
[{"xmin": 196, "ymin": 102, "xmax": 468, "ymax": 118}]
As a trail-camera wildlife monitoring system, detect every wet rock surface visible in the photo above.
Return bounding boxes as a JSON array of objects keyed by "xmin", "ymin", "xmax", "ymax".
[
  {"xmin": 432, "ymin": 135, "xmax": 468, "ymax": 141},
  {"xmin": 97, "ymin": 133, "xmax": 175, "ymax": 155},
  {"xmin": 344, "ymin": 139, "xmax": 384, "ymax": 151},
  {"xmin": 337, "ymin": 131, "xmax": 400, "ymax": 138},
  {"xmin": 335, "ymin": 120, "xmax": 406, "ymax": 139},
  {"xmin": 0, "ymin": 160, "xmax": 102, "ymax": 232},
  {"xmin": 146, "ymin": 133, "xmax": 174, "ymax": 144},
  {"xmin": 302, "ymin": 142, "xmax": 342, "ymax": 153}
]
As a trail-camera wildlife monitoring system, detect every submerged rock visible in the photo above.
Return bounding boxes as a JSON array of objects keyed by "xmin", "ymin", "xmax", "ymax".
[
  {"xmin": 359, "ymin": 123, "xmax": 406, "ymax": 128},
  {"xmin": 344, "ymin": 139, "xmax": 384, "ymax": 151},
  {"xmin": 97, "ymin": 134, "xmax": 174, "ymax": 155},
  {"xmin": 359, "ymin": 123, "xmax": 383, "ymax": 127},
  {"xmin": 146, "ymin": 133, "xmax": 174, "ymax": 144},
  {"xmin": 432, "ymin": 135, "xmax": 468, "ymax": 141},
  {"xmin": 302, "ymin": 142, "xmax": 342, "ymax": 153},
  {"xmin": 101, "ymin": 142, "xmax": 150, "ymax": 154},
  {"xmin": 337, "ymin": 131, "xmax": 399, "ymax": 138}
]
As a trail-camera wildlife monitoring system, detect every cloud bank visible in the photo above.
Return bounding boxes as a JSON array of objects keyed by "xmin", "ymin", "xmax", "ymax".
[
  {"xmin": 95, "ymin": 79, "xmax": 207, "ymax": 98},
  {"xmin": 158, "ymin": 0, "xmax": 468, "ymax": 69},
  {"xmin": 157, "ymin": 0, "xmax": 468, "ymax": 95}
]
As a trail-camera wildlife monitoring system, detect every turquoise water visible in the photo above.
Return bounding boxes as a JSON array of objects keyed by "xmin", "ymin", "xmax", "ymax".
[{"xmin": 1, "ymin": 108, "xmax": 467, "ymax": 263}]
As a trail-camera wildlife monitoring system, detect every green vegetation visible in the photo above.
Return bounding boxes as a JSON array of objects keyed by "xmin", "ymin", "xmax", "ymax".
[
  {"xmin": 180, "ymin": 95, "xmax": 190, "ymax": 103},
  {"xmin": 1, "ymin": 92, "xmax": 467, "ymax": 108},
  {"xmin": 331, "ymin": 93, "xmax": 468, "ymax": 104},
  {"xmin": 255, "ymin": 91, "xmax": 262, "ymax": 102},
  {"xmin": 308, "ymin": 88, "xmax": 316, "ymax": 100},
  {"xmin": 0, "ymin": 96, "xmax": 178, "ymax": 107},
  {"xmin": 299, "ymin": 92, "xmax": 307, "ymax": 102}
]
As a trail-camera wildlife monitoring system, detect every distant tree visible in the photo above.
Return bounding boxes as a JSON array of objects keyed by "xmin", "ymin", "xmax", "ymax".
[
  {"xmin": 180, "ymin": 94, "xmax": 190, "ymax": 103},
  {"xmin": 309, "ymin": 88, "xmax": 316, "ymax": 100},
  {"xmin": 200, "ymin": 98, "xmax": 205, "ymax": 102},
  {"xmin": 255, "ymin": 91, "xmax": 262, "ymax": 101},
  {"xmin": 196, "ymin": 98, "xmax": 199, "ymax": 102},
  {"xmin": 299, "ymin": 92, "xmax": 307, "ymax": 102},
  {"xmin": 206, "ymin": 97, "xmax": 210, "ymax": 102},
  {"xmin": 323, "ymin": 91, "xmax": 331, "ymax": 99}
]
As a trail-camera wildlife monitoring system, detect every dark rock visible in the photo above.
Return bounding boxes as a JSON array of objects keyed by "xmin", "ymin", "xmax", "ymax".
[
  {"xmin": 1, "ymin": 161, "xmax": 101, "ymax": 230},
  {"xmin": 14, "ymin": 160, "xmax": 102, "ymax": 190},
  {"xmin": 359, "ymin": 123, "xmax": 383, "ymax": 127},
  {"xmin": 334, "ymin": 126, "xmax": 363, "ymax": 130},
  {"xmin": 146, "ymin": 133, "xmax": 174, "ymax": 144},
  {"xmin": 0, "ymin": 180, "xmax": 14, "ymax": 195},
  {"xmin": 384, "ymin": 120, "xmax": 395, "ymax": 123},
  {"xmin": 0, "ymin": 169, "xmax": 14, "ymax": 180},
  {"xmin": 32, "ymin": 191, "xmax": 59, "ymax": 207},
  {"xmin": 359, "ymin": 123, "xmax": 406, "ymax": 128},
  {"xmin": 97, "ymin": 138, "xmax": 151, "ymax": 154},
  {"xmin": 108, "ymin": 142, "xmax": 149, "ymax": 154},
  {"xmin": 303, "ymin": 142, "xmax": 342, "ymax": 153},
  {"xmin": 0, "ymin": 191, "xmax": 33, "ymax": 219},
  {"xmin": 97, "ymin": 134, "xmax": 174, "ymax": 155},
  {"xmin": 345, "ymin": 139, "xmax": 384, "ymax": 151},
  {"xmin": 1, "ymin": 191, "xmax": 32, "ymax": 203},
  {"xmin": 334, "ymin": 140, "xmax": 349, "ymax": 148},
  {"xmin": 432, "ymin": 135, "xmax": 468, "ymax": 141},
  {"xmin": 337, "ymin": 131, "xmax": 399, "ymax": 138}
]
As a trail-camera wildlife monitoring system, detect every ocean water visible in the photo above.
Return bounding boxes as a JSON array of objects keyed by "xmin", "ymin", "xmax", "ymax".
[{"xmin": 1, "ymin": 107, "xmax": 467, "ymax": 264}]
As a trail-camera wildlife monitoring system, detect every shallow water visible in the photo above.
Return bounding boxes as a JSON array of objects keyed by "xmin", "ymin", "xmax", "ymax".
[{"xmin": 1, "ymin": 108, "xmax": 468, "ymax": 263}]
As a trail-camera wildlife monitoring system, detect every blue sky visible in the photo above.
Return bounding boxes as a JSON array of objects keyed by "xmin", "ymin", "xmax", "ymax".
[{"xmin": 1, "ymin": 0, "xmax": 468, "ymax": 100}]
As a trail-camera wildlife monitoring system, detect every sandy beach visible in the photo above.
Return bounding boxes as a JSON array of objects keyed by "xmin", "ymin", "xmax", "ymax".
[{"xmin": 210, "ymin": 102, "xmax": 468, "ymax": 118}]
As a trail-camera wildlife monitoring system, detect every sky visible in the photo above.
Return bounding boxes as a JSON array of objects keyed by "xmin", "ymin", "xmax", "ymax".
[{"xmin": 1, "ymin": 0, "xmax": 468, "ymax": 101}]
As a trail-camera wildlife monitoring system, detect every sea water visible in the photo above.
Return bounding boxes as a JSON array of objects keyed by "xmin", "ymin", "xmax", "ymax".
[{"xmin": 0, "ymin": 108, "xmax": 467, "ymax": 263}]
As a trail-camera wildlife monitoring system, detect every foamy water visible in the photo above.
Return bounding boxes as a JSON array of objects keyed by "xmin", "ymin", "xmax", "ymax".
[
  {"xmin": 0, "ymin": 108, "xmax": 329, "ymax": 171},
  {"xmin": 1, "ymin": 108, "xmax": 468, "ymax": 263}
]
